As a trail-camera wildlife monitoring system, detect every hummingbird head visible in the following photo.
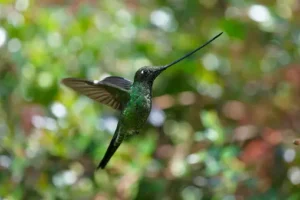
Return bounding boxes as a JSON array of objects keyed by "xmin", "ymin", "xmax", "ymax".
[
  {"xmin": 133, "ymin": 32, "xmax": 223, "ymax": 86},
  {"xmin": 134, "ymin": 66, "xmax": 167, "ymax": 84}
]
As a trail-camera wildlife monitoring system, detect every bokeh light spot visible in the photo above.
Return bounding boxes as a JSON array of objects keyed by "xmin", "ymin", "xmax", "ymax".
[
  {"xmin": 37, "ymin": 72, "xmax": 54, "ymax": 88},
  {"xmin": 98, "ymin": 116, "xmax": 118, "ymax": 134},
  {"xmin": 203, "ymin": 53, "xmax": 220, "ymax": 71},
  {"xmin": 8, "ymin": 38, "xmax": 21, "ymax": 52},
  {"xmin": 288, "ymin": 167, "xmax": 300, "ymax": 185},
  {"xmin": 0, "ymin": 27, "xmax": 7, "ymax": 47},
  {"xmin": 248, "ymin": 5, "xmax": 271, "ymax": 23},
  {"xmin": 150, "ymin": 8, "xmax": 176, "ymax": 32},
  {"xmin": 0, "ymin": 155, "xmax": 11, "ymax": 168},
  {"xmin": 15, "ymin": 0, "xmax": 29, "ymax": 11},
  {"xmin": 47, "ymin": 32, "xmax": 62, "ymax": 48},
  {"xmin": 51, "ymin": 102, "xmax": 67, "ymax": 118},
  {"xmin": 284, "ymin": 148, "xmax": 296, "ymax": 163},
  {"xmin": 149, "ymin": 108, "xmax": 165, "ymax": 127}
]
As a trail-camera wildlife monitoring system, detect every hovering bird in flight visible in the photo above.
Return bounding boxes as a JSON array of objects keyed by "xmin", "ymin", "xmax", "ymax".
[{"xmin": 62, "ymin": 32, "xmax": 223, "ymax": 169}]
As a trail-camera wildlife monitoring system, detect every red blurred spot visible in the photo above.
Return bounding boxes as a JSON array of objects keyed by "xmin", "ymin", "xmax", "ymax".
[
  {"xmin": 94, "ymin": 193, "xmax": 108, "ymax": 200},
  {"xmin": 21, "ymin": 105, "xmax": 44, "ymax": 135},
  {"xmin": 240, "ymin": 139, "xmax": 271, "ymax": 165},
  {"xmin": 294, "ymin": 139, "xmax": 300, "ymax": 145},
  {"xmin": 153, "ymin": 95, "xmax": 175, "ymax": 110},
  {"xmin": 262, "ymin": 128, "xmax": 282, "ymax": 145},
  {"xmin": 156, "ymin": 144, "xmax": 174, "ymax": 159},
  {"xmin": 284, "ymin": 65, "xmax": 300, "ymax": 89}
]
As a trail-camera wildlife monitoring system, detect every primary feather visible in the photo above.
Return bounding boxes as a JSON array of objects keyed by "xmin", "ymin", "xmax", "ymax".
[{"xmin": 62, "ymin": 76, "xmax": 132, "ymax": 110}]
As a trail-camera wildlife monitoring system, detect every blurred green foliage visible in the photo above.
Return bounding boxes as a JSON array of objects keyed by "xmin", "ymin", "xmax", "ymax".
[{"xmin": 1, "ymin": 0, "xmax": 300, "ymax": 199}]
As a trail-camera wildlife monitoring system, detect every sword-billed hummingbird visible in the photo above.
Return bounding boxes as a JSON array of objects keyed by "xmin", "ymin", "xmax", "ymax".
[{"xmin": 62, "ymin": 32, "xmax": 222, "ymax": 169}]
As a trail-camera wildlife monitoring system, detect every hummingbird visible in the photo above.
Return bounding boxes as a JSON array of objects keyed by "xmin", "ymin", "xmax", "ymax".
[{"xmin": 62, "ymin": 32, "xmax": 223, "ymax": 169}]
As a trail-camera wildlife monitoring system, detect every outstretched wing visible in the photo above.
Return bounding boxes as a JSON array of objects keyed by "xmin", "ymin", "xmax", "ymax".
[{"xmin": 62, "ymin": 76, "xmax": 132, "ymax": 110}]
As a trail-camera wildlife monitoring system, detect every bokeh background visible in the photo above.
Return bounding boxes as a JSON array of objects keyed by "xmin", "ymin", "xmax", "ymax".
[{"xmin": 1, "ymin": 0, "xmax": 300, "ymax": 199}]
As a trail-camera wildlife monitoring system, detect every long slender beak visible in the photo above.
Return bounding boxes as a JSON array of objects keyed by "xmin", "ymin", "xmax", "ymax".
[{"xmin": 154, "ymin": 32, "xmax": 223, "ymax": 76}]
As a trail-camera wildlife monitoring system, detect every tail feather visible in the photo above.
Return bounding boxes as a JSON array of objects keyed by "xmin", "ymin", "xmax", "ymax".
[{"xmin": 97, "ymin": 130, "xmax": 124, "ymax": 169}]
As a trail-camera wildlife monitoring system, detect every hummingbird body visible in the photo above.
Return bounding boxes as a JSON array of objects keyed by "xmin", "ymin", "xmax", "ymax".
[
  {"xmin": 99, "ymin": 82, "xmax": 153, "ymax": 167},
  {"xmin": 123, "ymin": 81, "xmax": 152, "ymax": 134},
  {"xmin": 62, "ymin": 33, "xmax": 222, "ymax": 169},
  {"xmin": 114, "ymin": 83, "xmax": 153, "ymax": 145}
]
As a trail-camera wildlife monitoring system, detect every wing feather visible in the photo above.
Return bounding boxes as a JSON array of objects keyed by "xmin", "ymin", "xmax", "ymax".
[{"xmin": 61, "ymin": 77, "xmax": 132, "ymax": 110}]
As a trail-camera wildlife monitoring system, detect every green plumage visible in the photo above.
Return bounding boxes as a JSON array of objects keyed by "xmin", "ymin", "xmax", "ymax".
[{"xmin": 123, "ymin": 82, "xmax": 152, "ymax": 132}]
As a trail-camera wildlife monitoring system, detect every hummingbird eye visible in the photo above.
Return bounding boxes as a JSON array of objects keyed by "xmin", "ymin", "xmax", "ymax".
[{"xmin": 140, "ymin": 70, "xmax": 148, "ymax": 76}]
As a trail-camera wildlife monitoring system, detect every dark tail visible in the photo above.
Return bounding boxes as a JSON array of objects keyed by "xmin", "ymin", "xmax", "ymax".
[{"xmin": 97, "ymin": 129, "xmax": 124, "ymax": 169}]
